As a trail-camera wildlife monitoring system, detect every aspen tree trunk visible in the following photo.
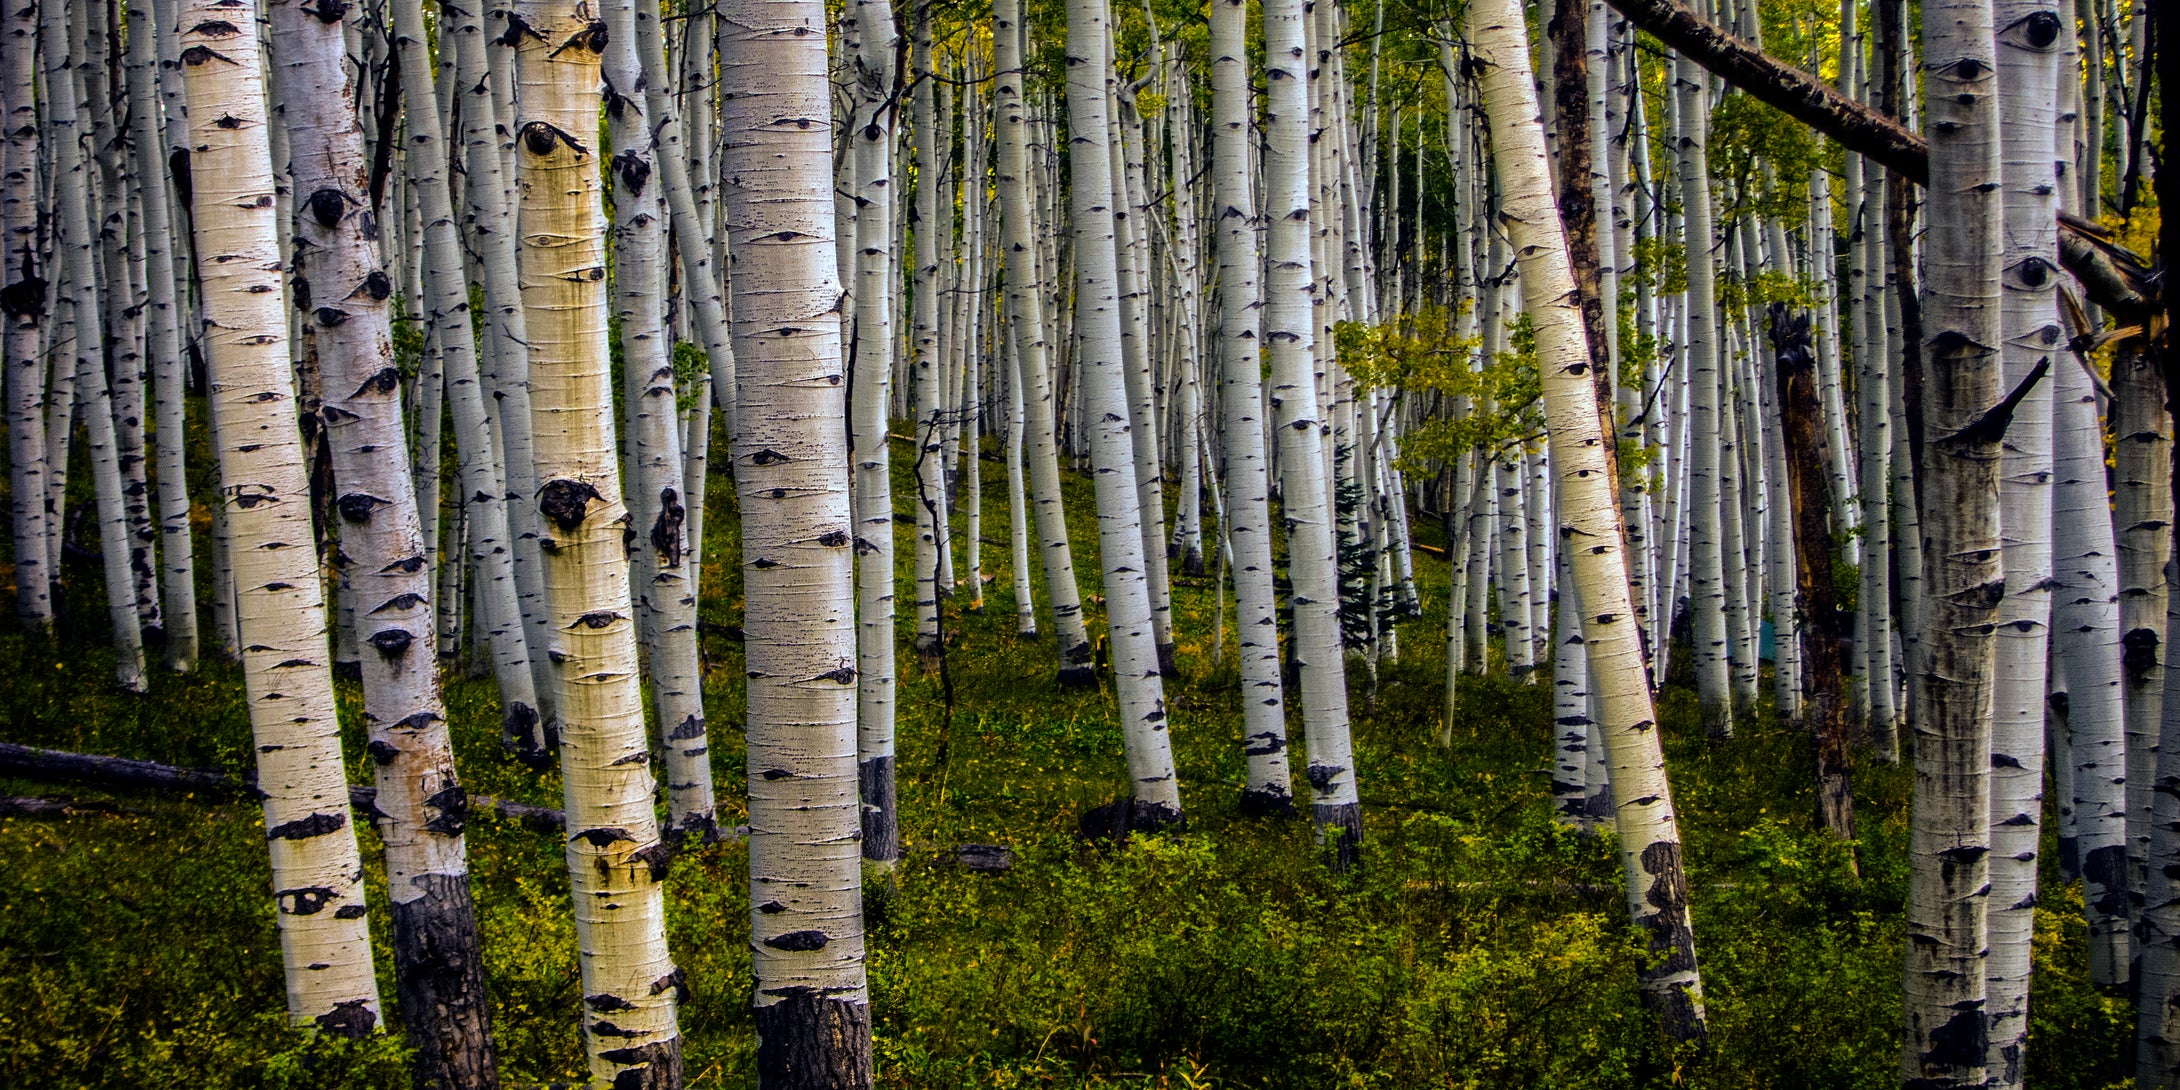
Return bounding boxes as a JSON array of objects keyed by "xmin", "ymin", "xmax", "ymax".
[
  {"xmin": 1552, "ymin": 555, "xmax": 1594, "ymax": 826},
  {"xmin": 447, "ymin": 0, "xmax": 557, "ymax": 736},
  {"xmin": 846, "ymin": 0, "xmax": 901, "ymax": 869},
  {"xmin": 2142, "ymin": 600, "xmax": 2180, "ymax": 1082},
  {"xmin": 390, "ymin": 0, "xmax": 545, "ymax": 763},
  {"xmin": 995, "ymin": 0, "xmax": 1096, "ymax": 683},
  {"xmin": 1674, "ymin": 51, "xmax": 1730, "ymax": 737},
  {"xmin": 1109, "ymin": 85, "xmax": 1176, "ymax": 674},
  {"xmin": 0, "ymin": 0, "xmax": 48, "ymax": 634},
  {"xmin": 717, "ymin": 0, "xmax": 875, "ymax": 1080},
  {"xmin": 1211, "ymin": 0, "xmax": 1291, "ymax": 814},
  {"xmin": 1984, "ymin": 3, "xmax": 2064, "ymax": 1078},
  {"xmin": 908, "ymin": 21, "xmax": 947, "ymax": 664},
  {"xmin": 1266, "ymin": 0, "xmax": 1358, "ymax": 859},
  {"xmin": 1005, "ymin": 324, "xmax": 1038, "ymax": 636},
  {"xmin": 125, "ymin": 0, "xmax": 196, "ymax": 669},
  {"xmin": 271, "ymin": 0, "xmax": 497, "ymax": 1077},
  {"xmin": 603, "ymin": 0, "xmax": 713, "ymax": 844},
  {"xmin": 2054, "ymin": 340, "xmax": 2131, "ymax": 980},
  {"xmin": 1903, "ymin": 0, "xmax": 2005, "ymax": 1077},
  {"xmin": 2116, "ymin": 346, "xmax": 2173, "ymax": 911},
  {"xmin": 1067, "ymin": 0, "xmax": 1183, "ymax": 829},
  {"xmin": 1471, "ymin": 0, "xmax": 1705, "ymax": 1035},
  {"xmin": 46, "ymin": 0, "xmax": 147, "ymax": 690},
  {"xmin": 177, "ymin": 2, "xmax": 381, "ymax": 1033},
  {"xmin": 511, "ymin": 2, "xmax": 684, "ymax": 1081}
]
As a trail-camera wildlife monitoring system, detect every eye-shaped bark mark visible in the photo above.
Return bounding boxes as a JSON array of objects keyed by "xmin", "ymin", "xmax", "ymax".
[
  {"xmin": 520, "ymin": 120, "xmax": 588, "ymax": 157},
  {"xmin": 277, "ymin": 885, "xmax": 340, "ymax": 914},
  {"xmin": 538, "ymin": 478, "xmax": 601, "ymax": 531},
  {"xmin": 763, "ymin": 930, "xmax": 830, "ymax": 952},
  {"xmin": 267, "ymin": 811, "xmax": 350, "ymax": 841},
  {"xmin": 368, "ymin": 629, "xmax": 415, "ymax": 657}
]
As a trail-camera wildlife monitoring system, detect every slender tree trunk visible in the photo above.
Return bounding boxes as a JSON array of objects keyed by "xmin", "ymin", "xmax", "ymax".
[
  {"xmin": 1674, "ymin": 51, "xmax": 1729, "ymax": 737},
  {"xmin": 1266, "ymin": 0, "xmax": 1358, "ymax": 862},
  {"xmin": 511, "ymin": 1, "xmax": 685, "ymax": 1081},
  {"xmin": 1471, "ymin": 0, "xmax": 1706, "ymax": 1037},
  {"xmin": 1902, "ymin": 0, "xmax": 2005, "ymax": 1078},
  {"xmin": 271, "ymin": 0, "xmax": 499, "ymax": 1078},
  {"xmin": 995, "ymin": 0, "xmax": 1094, "ymax": 683},
  {"xmin": 717, "ymin": 1, "xmax": 875, "ymax": 1082},
  {"xmin": 1211, "ymin": 0, "xmax": 1292, "ymax": 815},
  {"xmin": 177, "ymin": 2, "xmax": 382, "ymax": 1033},
  {"xmin": 1984, "ymin": 3, "xmax": 2064, "ymax": 1078},
  {"xmin": 0, "ymin": 0, "xmax": 48, "ymax": 635},
  {"xmin": 1066, "ymin": 0, "xmax": 1183, "ymax": 829}
]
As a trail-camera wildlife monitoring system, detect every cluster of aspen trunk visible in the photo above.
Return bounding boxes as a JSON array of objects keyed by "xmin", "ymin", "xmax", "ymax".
[{"xmin": 0, "ymin": 0, "xmax": 2171, "ymax": 1079}]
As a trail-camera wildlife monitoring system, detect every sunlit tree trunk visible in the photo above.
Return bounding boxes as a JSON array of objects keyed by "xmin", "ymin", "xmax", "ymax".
[
  {"xmin": 177, "ymin": 1, "xmax": 381, "ymax": 1032},
  {"xmin": 717, "ymin": 0, "xmax": 875, "ymax": 1079},
  {"xmin": 1674, "ymin": 51, "xmax": 1729, "ymax": 736},
  {"xmin": 1471, "ymin": 0, "xmax": 1706, "ymax": 1036},
  {"xmin": 512, "ymin": 1, "xmax": 685, "ymax": 1080}
]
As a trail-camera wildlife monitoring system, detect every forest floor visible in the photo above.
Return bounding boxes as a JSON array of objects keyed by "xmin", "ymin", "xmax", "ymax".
[{"xmin": 0, "ymin": 434, "xmax": 2137, "ymax": 1088}]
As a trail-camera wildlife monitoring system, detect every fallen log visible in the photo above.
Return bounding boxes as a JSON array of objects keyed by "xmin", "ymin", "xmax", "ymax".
[{"xmin": 0, "ymin": 741, "xmax": 567, "ymax": 832}]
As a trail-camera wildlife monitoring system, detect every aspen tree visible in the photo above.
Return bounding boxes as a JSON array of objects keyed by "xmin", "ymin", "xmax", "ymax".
[
  {"xmin": 910, "ymin": 21, "xmax": 948, "ymax": 665},
  {"xmin": 2054, "ymin": 338, "xmax": 2130, "ymax": 980},
  {"xmin": 177, "ymin": 0, "xmax": 381, "ymax": 1032},
  {"xmin": 512, "ymin": 0, "xmax": 685, "ymax": 1079},
  {"xmin": 0, "ymin": 0, "xmax": 47, "ymax": 635},
  {"xmin": 996, "ymin": 0, "xmax": 1097, "ymax": 683},
  {"xmin": 124, "ymin": 0, "xmax": 197, "ymax": 669},
  {"xmin": 2115, "ymin": 347, "xmax": 2173, "ymax": 908},
  {"xmin": 1903, "ymin": 0, "xmax": 2005, "ymax": 1077},
  {"xmin": 843, "ymin": 0, "xmax": 902, "ymax": 868},
  {"xmin": 717, "ymin": 0, "xmax": 875, "ymax": 1079},
  {"xmin": 270, "ymin": 0, "xmax": 497, "ymax": 1077},
  {"xmin": 604, "ymin": 0, "xmax": 713, "ymax": 844},
  {"xmin": 1674, "ymin": 50, "xmax": 1729, "ymax": 737},
  {"xmin": 1985, "ymin": 0, "xmax": 2064, "ymax": 1077},
  {"xmin": 1470, "ymin": 0, "xmax": 1705, "ymax": 1035},
  {"xmin": 1067, "ymin": 0, "xmax": 1183, "ymax": 828},
  {"xmin": 1211, "ymin": 0, "xmax": 1291, "ymax": 814},
  {"xmin": 1267, "ymin": 0, "xmax": 1358, "ymax": 859}
]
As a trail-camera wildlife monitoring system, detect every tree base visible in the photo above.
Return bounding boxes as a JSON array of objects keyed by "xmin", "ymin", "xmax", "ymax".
[
  {"xmin": 390, "ymin": 874, "xmax": 498, "ymax": 1090},
  {"xmin": 754, "ymin": 992, "xmax": 872, "ymax": 1090},
  {"xmin": 858, "ymin": 755, "xmax": 898, "ymax": 864},
  {"xmin": 1238, "ymin": 786, "xmax": 1296, "ymax": 818},
  {"xmin": 1314, "ymin": 801, "xmax": 1363, "ymax": 873}
]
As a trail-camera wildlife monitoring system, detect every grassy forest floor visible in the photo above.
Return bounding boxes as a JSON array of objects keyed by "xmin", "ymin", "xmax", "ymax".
[{"xmin": 0, "ymin": 429, "xmax": 2139, "ymax": 1088}]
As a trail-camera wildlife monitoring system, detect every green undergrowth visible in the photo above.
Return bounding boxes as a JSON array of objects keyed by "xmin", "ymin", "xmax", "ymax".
[{"xmin": 0, "ymin": 427, "xmax": 2133, "ymax": 1087}]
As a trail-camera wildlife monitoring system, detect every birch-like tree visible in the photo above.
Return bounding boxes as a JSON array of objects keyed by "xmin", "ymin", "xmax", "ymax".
[
  {"xmin": 1470, "ymin": 0, "xmax": 1705, "ymax": 1036},
  {"xmin": 718, "ymin": 0, "xmax": 874, "ymax": 1079},
  {"xmin": 512, "ymin": 0, "xmax": 684, "ymax": 1080},
  {"xmin": 177, "ymin": 0, "xmax": 381, "ymax": 1033}
]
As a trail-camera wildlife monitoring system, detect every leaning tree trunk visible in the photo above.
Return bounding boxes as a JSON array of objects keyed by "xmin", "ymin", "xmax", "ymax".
[
  {"xmin": 1984, "ymin": 1, "xmax": 2063, "ymax": 1078},
  {"xmin": 1470, "ymin": 0, "xmax": 1706, "ymax": 1038},
  {"xmin": 717, "ymin": 0, "xmax": 876, "ymax": 1082},
  {"xmin": 1066, "ymin": 0, "xmax": 1183, "ymax": 830},
  {"xmin": 1211, "ymin": 0, "xmax": 1292, "ymax": 815},
  {"xmin": 270, "ymin": 0, "xmax": 497, "ymax": 1080},
  {"xmin": 0, "ymin": 0, "xmax": 48, "ymax": 635},
  {"xmin": 176, "ymin": 2, "xmax": 381, "ymax": 1034},
  {"xmin": 1903, "ymin": 0, "xmax": 2005, "ymax": 1080},
  {"xmin": 1266, "ymin": 0, "xmax": 1359, "ymax": 863},
  {"xmin": 511, "ymin": 1, "xmax": 685, "ymax": 1082}
]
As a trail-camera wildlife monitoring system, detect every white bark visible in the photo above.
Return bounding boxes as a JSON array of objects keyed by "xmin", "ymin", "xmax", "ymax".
[
  {"xmin": 1470, "ymin": 0, "xmax": 1705, "ymax": 1036},
  {"xmin": 0, "ymin": 0, "xmax": 48, "ymax": 634},
  {"xmin": 1674, "ymin": 53, "xmax": 1729, "ymax": 735},
  {"xmin": 1212, "ymin": 0, "xmax": 1291, "ymax": 813},
  {"xmin": 1067, "ymin": 0, "xmax": 1182, "ymax": 827},
  {"xmin": 177, "ymin": 2, "xmax": 381, "ymax": 1031},
  {"xmin": 511, "ymin": 1, "xmax": 684, "ymax": 1079},
  {"xmin": 717, "ymin": 0, "xmax": 874, "ymax": 1074},
  {"xmin": 1266, "ymin": 0, "xmax": 1357, "ymax": 857}
]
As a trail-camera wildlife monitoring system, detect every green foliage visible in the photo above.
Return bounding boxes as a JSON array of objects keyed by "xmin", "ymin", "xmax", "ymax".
[
  {"xmin": 0, "ymin": 408, "xmax": 2137, "ymax": 1089},
  {"xmin": 1338, "ymin": 307, "xmax": 1541, "ymax": 478}
]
